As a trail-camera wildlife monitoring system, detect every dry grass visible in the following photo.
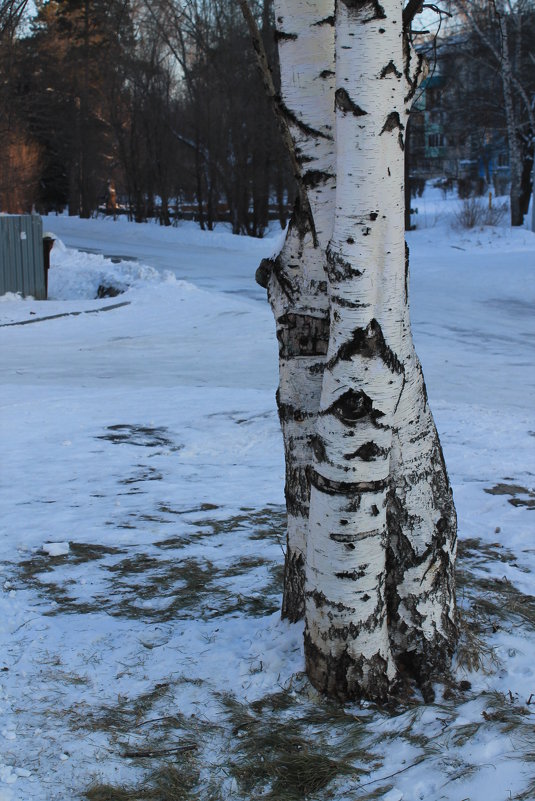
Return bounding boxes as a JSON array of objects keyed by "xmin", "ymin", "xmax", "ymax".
[
  {"xmin": 86, "ymin": 763, "xmax": 222, "ymax": 801},
  {"xmin": 11, "ymin": 504, "xmax": 286, "ymax": 621},
  {"xmin": 219, "ymin": 693, "xmax": 372, "ymax": 801}
]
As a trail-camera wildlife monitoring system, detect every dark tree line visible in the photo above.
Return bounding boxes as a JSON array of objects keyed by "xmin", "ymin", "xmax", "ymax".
[{"xmin": 0, "ymin": 0, "xmax": 293, "ymax": 235}]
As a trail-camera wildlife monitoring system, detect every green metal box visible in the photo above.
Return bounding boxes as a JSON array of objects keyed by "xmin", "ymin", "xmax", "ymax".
[{"xmin": 0, "ymin": 215, "xmax": 46, "ymax": 299}]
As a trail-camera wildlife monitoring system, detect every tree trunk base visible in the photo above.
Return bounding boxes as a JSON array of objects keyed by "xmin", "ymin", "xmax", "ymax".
[{"xmin": 304, "ymin": 632, "xmax": 392, "ymax": 703}]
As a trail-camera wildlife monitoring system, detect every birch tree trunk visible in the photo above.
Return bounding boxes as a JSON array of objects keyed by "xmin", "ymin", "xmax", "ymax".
[
  {"xmin": 500, "ymin": 17, "xmax": 523, "ymax": 227},
  {"xmin": 261, "ymin": 0, "xmax": 336, "ymax": 621},
  {"xmin": 244, "ymin": 0, "xmax": 457, "ymax": 699},
  {"xmin": 303, "ymin": 0, "xmax": 456, "ymax": 700}
]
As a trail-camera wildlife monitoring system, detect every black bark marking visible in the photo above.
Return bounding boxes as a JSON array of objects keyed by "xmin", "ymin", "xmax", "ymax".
[
  {"xmin": 404, "ymin": 242, "xmax": 410, "ymax": 303},
  {"xmin": 313, "ymin": 15, "xmax": 335, "ymax": 26},
  {"xmin": 335, "ymin": 88, "xmax": 368, "ymax": 117},
  {"xmin": 380, "ymin": 112, "xmax": 405, "ymax": 151},
  {"xmin": 329, "ymin": 528, "xmax": 384, "ymax": 544},
  {"xmin": 289, "ymin": 194, "xmax": 315, "ymax": 245},
  {"xmin": 282, "ymin": 549, "xmax": 305, "ymax": 622},
  {"xmin": 307, "ymin": 589, "xmax": 355, "ymax": 613},
  {"xmin": 370, "ymin": 212, "xmax": 378, "ymax": 221},
  {"xmin": 309, "ymin": 468, "xmax": 387, "ymax": 496},
  {"xmin": 326, "ymin": 249, "xmax": 362, "ymax": 283},
  {"xmin": 335, "ymin": 566, "xmax": 369, "ymax": 580},
  {"xmin": 303, "ymin": 169, "xmax": 335, "ymax": 189},
  {"xmin": 371, "ymin": 504, "xmax": 380, "ymax": 516},
  {"xmin": 326, "ymin": 319, "xmax": 404, "ymax": 374},
  {"xmin": 310, "ymin": 434, "xmax": 328, "ymax": 463},
  {"xmin": 320, "ymin": 69, "xmax": 335, "ymax": 79},
  {"xmin": 284, "ymin": 461, "xmax": 310, "ymax": 517},
  {"xmin": 276, "ymin": 312, "xmax": 330, "ymax": 358},
  {"xmin": 280, "ymin": 99, "xmax": 333, "ymax": 141},
  {"xmin": 380, "ymin": 60, "xmax": 402, "ymax": 79},
  {"xmin": 322, "ymin": 388, "xmax": 386, "ymax": 428},
  {"xmin": 274, "ymin": 30, "xmax": 298, "ymax": 41},
  {"xmin": 385, "ymin": 430, "xmax": 458, "ymax": 685},
  {"xmin": 344, "ymin": 441, "xmax": 388, "ymax": 461},
  {"xmin": 331, "ymin": 294, "xmax": 370, "ymax": 310},
  {"xmin": 340, "ymin": 0, "xmax": 387, "ymax": 23},
  {"xmin": 277, "ymin": 399, "xmax": 310, "ymax": 424},
  {"xmin": 380, "ymin": 111, "xmax": 404, "ymax": 135},
  {"xmin": 404, "ymin": 45, "xmax": 426, "ymax": 105},
  {"xmin": 269, "ymin": 254, "xmax": 295, "ymax": 301}
]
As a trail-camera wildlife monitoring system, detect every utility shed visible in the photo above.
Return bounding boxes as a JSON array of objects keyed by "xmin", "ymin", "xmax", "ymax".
[{"xmin": 0, "ymin": 215, "xmax": 46, "ymax": 299}]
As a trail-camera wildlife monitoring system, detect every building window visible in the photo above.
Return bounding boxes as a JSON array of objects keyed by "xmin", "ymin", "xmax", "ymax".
[
  {"xmin": 428, "ymin": 133, "xmax": 445, "ymax": 148},
  {"xmin": 427, "ymin": 88, "xmax": 441, "ymax": 109}
]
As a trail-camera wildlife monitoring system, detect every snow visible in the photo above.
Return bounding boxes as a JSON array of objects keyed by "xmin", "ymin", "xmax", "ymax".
[
  {"xmin": 42, "ymin": 543, "xmax": 71, "ymax": 557},
  {"xmin": 0, "ymin": 201, "xmax": 534, "ymax": 800}
]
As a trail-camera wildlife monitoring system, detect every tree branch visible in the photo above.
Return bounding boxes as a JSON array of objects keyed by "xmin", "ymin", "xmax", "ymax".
[{"xmin": 403, "ymin": 0, "xmax": 424, "ymax": 29}]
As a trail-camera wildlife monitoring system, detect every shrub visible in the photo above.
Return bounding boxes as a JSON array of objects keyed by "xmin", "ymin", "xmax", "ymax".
[{"xmin": 455, "ymin": 197, "xmax": 484, "ymax": 228}]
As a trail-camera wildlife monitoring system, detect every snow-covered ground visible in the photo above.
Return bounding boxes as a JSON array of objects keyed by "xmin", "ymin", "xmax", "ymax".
[{"xmin": 0, "ymin": 194, "xmax": 534, "ymax": 801}]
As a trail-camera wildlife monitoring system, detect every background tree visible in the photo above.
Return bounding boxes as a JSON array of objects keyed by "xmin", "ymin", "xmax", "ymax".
[
  {"xmin": 0, "ymin": 0, "xmax": 294, "ymax": 227},
  {"xmin": 445, "ymin": 0, "xmax": 535, "ymax": 224},
  {"xmin": 0, "ymin": 0, "xmax": 41, "ymax": 211}
]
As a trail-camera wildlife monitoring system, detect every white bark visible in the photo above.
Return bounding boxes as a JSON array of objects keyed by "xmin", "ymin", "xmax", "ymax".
[
  {"xmin": 305, "ymin": 0, "xmax": 407, "ymax": 700},
  {"xmin": 267, "ymin": 0, "xmax": 335, "ymax": 619},
  {"xmin": 247, "ymin": 0, "xmax": 457, "ymax": 698}
]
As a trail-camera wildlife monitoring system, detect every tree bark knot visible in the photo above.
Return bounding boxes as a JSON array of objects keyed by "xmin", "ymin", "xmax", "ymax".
[{"xmin": 323, "ymin": 388, "xmax": 386, "ymax": 428}]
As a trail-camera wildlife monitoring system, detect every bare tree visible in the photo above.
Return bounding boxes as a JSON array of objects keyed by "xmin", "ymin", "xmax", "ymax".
[{"xmin": 448, "ymin": 0, "xmax": 535, "ymax": 225}]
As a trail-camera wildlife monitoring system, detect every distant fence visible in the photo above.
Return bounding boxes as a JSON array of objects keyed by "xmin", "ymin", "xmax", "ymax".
[{"xmin": 0, "ymin": 215, "xmax": 46, "ymax": 299}]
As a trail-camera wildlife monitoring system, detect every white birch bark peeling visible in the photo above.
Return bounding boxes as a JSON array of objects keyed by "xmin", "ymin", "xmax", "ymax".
[{"xmin": 303, "ymin": 0, "xmax": 456, "ymax": 701}]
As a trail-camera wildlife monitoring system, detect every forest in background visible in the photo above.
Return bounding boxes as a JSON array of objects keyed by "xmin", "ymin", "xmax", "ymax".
[
  {"xmin": 0, "ymin": 0, "xmax": 534, "ymax": 232},
  {"xmin": 0, "ymin": 0, "xmax": 293, "ymax": 235}
]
